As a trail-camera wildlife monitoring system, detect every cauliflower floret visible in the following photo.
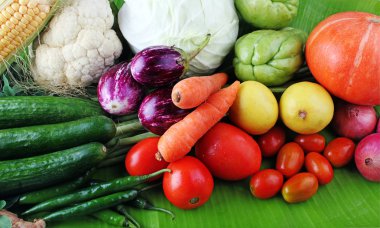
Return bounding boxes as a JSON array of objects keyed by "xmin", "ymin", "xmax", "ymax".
[{"xmin": 33, "ymin": 0, "xmax": 123, "ymax": 87}]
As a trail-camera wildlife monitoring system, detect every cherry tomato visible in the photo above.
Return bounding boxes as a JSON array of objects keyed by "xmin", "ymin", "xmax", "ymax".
[
  {"xmin": 276, "ymin": 142, "xmax": 304, "ymax": 178},
  {"xmin": 323, "ymin": 137, "xmax": 355, "ymax": 167},
  {"xmin": 257, "ymin": 125, "xmax": 286, "ymax": 157},
  {"xmin": 305, "ymin": 152, "xmax": 334, "ymax": 185},
  {"xmin": 294, "ymin": 133, "xmax": 326, "ymax": 153},
  {"xmin": 282, "ymin": 172, "xmax": 319, "ymax": 203},
  {"xmin": 195, "ymin": 122, "xmax": 262, "ymax": 181},
  {"xmin": 125, "ymin": 137, "xmax": 169, "ymax": 180},
  {"xmin": 163, "ymin": 156, "xmax": 214, "ymax": 209},
  {"xmin": 250, "ymin": 169, "xmax": 284, "ymax": 199}
]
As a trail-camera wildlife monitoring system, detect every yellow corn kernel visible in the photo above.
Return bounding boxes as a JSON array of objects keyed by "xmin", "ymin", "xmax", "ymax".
[
  {"xmin": 19, "ymin": 0, "xmax": 29, "ymax": 5},
  {"xmin": 0, "ymin": 14, "xmax": 6, "ymax": 24},
  {"xmin": 38, "ymin": 4, "xmax": 50, "ymax": 13},
  {"xmin": 1, "ymin": 10, "xmax": 12, "ymax": 19},
  {"xmin": 14, "ymin": 12, "xmax": 22, "ymax": 20},
  {"xmin": 19, "ymin": 5, "xmax": 27, "ymax": 14},
  {"xmin": 27, "ymin": 24, "xmax": 35, "ymax": 31},
  {"xmin": 5, "ymin": 20, "xmax": 15, "ymax": 29},
  {"xmin": 27, "ymin": 8, "xmax": 35, "ymax": 16},
  {"xmin": 6, "ymin": 6, "xmax": 15, "ymax": 14},
  {"xmin": 7, "ymin": 31, "xmax": 16, "ymax": 39},
  {"xmin": 27, "ymin": 1, "xmax": 38, "ymax": 8},
  {"xmin": 1, "ymin": 24, "xmax": 10, "ymax": 32},
  {"xmin": 10, "ymin": 17, "xmax": 18, "ymax": 25},
  {"xmin": 39, "ymin": 12, "xmax": 46, "ymax": 19},
  {"xmin": 34, "ymin": 15, "xmax": 42, "ymax": 23},
  {"xmin": 11, "ymin": 3, "xmax": 20, "ymax": 11},
  {"xmin": 11, "ymin": 29, "xmax": 19, "ymax": 37},
  {"xmin": 32, "ymin": 6, "xmax": 39, "ymax": 14}
]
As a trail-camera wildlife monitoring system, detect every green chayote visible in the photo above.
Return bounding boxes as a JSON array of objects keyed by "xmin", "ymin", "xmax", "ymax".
[
  {"xmin": 233, "ymin": 28, "xmax": 307, "ymax": 86},
  {"xmin": 235, "ymin": 0, "xmax": 299, "ymax": 29}
]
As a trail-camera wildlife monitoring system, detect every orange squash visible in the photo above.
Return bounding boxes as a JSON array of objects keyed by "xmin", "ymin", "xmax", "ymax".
[{"xmin": 306, "ymin": 12, "xmax": 380, "ymax": 105}]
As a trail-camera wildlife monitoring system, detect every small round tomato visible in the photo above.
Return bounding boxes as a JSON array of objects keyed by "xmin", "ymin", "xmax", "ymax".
[
  {"xmin": 163, "ymin": 156, "xmax": 214, "ymax": 209},
  {"xmin": 250, "ymin": 169, "xmax": 284, "ymax": 199},
  {"xmin": 294, "ymin": 133, "xmax": 326, "ymax": 153},
  {"xmin": 282, "ymin": 172, "xmax": 319, "ymax": 203},
  {"xmin": 305, "ymin": 152, "xmax": 334, "ymax": 185},
  {"xmin": 125, "ymin": 137, "xmax": 169, "ymax": 180},
  {"xmin": 276, "ymin": 142, "xmax": 305, "ymax": 178},
  {"xmin": 195, "ymin": 122, "xmax": 261, "ymax": 181},
  {"xmin": 323, "ymin": 137, "xmax": 355, "ymax": 167},
  {"xmin": 257, "ymin": 125, "xmax": 286, "ymax": 157}
]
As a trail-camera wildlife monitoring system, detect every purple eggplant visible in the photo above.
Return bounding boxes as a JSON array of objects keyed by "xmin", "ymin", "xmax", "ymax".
[
  {"xmin": 130, "ymin": 34, "xmax": 211, "ymax": 87},
  {"xmin": 138, "ymin": 88, "xmax": 191, "ymax": 135},
  {"xmin": 97, "ymin": 62, "xmax": 144, "ymax": 116}
]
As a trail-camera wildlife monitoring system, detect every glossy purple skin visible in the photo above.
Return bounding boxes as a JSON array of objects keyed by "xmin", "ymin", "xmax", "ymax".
[
  {"xmin": 138, "ymin": 88, "xmax": 191, "ymax": 135},
  {"xmin": 97, "ymin": 62, "xmax": 144, "ymax": 116},
  {"xmin": 331, "ymin": 100, "xmax": 377, "ymax": 141},
  {"xmin": 130, "ymin": 46, "xmax": 187, "ymax": 87}
]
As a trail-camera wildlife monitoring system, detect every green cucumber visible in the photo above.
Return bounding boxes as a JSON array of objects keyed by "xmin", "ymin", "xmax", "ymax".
[
  {"xmin": 0, "ymin": 96, "xmax": 104, "ymax": 129},
  {"xmin": 0, "ymin": 142, "xmax": 107, "ymax": 197},
  {"xmin": 0, "ymin": 116, "xmax": 116, "ymax": 159}
]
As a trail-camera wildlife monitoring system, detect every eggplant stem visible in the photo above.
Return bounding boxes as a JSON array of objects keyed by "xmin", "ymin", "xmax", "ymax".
[{"xmin": 188, "ymin": 34, "xmax": 211, "ymax": 61}]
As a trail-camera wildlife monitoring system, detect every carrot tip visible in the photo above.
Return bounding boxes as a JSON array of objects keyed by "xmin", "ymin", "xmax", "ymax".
[{"xmin": 174, "ymin": 91, "xmax": 181, "ymax": 103}]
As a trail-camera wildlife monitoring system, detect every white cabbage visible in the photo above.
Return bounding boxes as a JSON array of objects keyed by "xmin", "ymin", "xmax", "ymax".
[{"xmin": 118, "ymin": 0, "xmax": 239, "ymax": 75}]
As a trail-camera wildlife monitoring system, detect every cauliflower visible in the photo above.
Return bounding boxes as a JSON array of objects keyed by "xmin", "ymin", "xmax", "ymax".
[{"xmin": 33, "ymin": 0, "xmax": 123, "ymax": 87}]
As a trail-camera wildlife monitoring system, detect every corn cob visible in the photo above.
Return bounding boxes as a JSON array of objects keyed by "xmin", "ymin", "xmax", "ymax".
[{"xmin": 0, "ymin": 0, "xmax": 62, "ymax": 74}]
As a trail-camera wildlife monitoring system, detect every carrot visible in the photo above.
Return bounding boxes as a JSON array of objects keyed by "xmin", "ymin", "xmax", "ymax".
[
  {"xmin": 171, "ymin": 73, "xmax": 229, "ymax": 109},
  {"xmin": 157, "ymin": 81, "xmax": 240, "ymax": 162}
]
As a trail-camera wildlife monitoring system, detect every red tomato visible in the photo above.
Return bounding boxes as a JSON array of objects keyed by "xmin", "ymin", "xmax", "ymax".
[
  {"xmin": 250, "ymin": 169, "xmax": 284, "ymax": 199},
  {"xmin": 163, "ymin": 156, "xmax": 214, "ymax": 209},
  {"xmin": 257, "ymin": 125, "xmax": 286, "ymax": 157},
  {"xmin": 195, "ymin": 122, "xmax": 262, "ymax": 181},
  {"xmin": 294, "ymin": 133, "xmax": 325, "ymax": 153},
  {"xmin": 306, "ymin": 12, "xmax": 380, "ymax": 105},
  {"xmin": 276, "ymin": 142, "xmax": 304, "ymax": 178},
  {"xmin": 282, "ymin": 172, "xmax": 319, "ymax": 203},
  {"xmin": 323, "ymin": 137, "xmax": 355, "ymax": 167},
  {"xmin": 305, "ymin": 152, "xmax": 334, "ymax": 185},
  {"xmin": 125, "ymin": 137, "xmax": 169, "ymax": 180}
]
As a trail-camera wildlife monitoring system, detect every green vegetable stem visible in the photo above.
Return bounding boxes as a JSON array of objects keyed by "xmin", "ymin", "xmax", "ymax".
[
  {"xmin": 129, "ymin": 197, "xmax": 175, "ymax": 219},
  {"xmin": 42, "ymin": 190, "xmax": 139, "ymax": 221},
  {"xmin": 92, "ymin": 209, "xmax": 127, "ymax": 227},
  {"xmin": 18, "ymin": 168, "xmax": 97, "ymax": 205},
  {"xmin": 22, "ymin": 169, "xmax": 171, "ymax": 216}
]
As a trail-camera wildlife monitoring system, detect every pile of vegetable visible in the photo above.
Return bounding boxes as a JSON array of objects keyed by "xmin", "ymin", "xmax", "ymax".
[{"xmin": 0, "ymin": 0, "xmax": 379, "ymax": 227}]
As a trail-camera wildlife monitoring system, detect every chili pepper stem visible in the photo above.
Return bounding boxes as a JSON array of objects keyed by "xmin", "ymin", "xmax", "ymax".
[{"xmin": 116, "ymin": 205, "xmax": 141, "ymax": 228}]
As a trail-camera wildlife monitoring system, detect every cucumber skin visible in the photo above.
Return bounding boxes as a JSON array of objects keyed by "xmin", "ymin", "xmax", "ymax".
[
  {"xmin": 0, "ymin": 96, "xmax": 104, "ymax": 129},
  {"xmin": 0, "ymin": 143, "xmax": 107, "ymax": 197},
  {"xmin": 0, "ymin": 116, "xmax": 116, "ymax": 159}
]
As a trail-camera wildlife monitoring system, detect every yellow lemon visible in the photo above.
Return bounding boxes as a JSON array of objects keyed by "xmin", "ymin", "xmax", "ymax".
[
  {"xmin": 280, "ymin": 82, "xmax": 334, "ymax": 134},
  {"xmin": 230, "ymin": 81, "xmax": 278, "ymax": 135}
]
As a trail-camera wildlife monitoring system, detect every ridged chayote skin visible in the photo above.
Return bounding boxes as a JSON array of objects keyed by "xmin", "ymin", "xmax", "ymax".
[
  {"xmin": 235, "ymin": 0, "xmax": 299, "ymax": 29},
  {"xmin": 233, "ymin": 28, "xmax": 307, "ymax": 86}
]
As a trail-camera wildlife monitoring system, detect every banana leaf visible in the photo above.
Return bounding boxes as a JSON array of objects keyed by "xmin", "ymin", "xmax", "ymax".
[{"xmin": 50, "ymin": 0, "xmax": 380, "ymax": 227}]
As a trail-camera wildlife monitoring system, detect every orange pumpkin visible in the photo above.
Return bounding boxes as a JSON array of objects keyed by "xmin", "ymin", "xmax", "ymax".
[{"xmin": 305, "ymin": 12, "xmax": 380, "ymax": 106}]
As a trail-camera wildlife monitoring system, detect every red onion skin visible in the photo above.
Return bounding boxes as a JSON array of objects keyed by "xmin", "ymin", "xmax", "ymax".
[
  {"xmin": 331, "ymin": 100, "xmax": 377, "ymax": 141},
  {"xmin": 97, "ymin": 62, "xmax": 144, "ymax": 116},
  {"xmin": 355, "ymin": 133, "xmax": 380, "ymax": 182}
]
